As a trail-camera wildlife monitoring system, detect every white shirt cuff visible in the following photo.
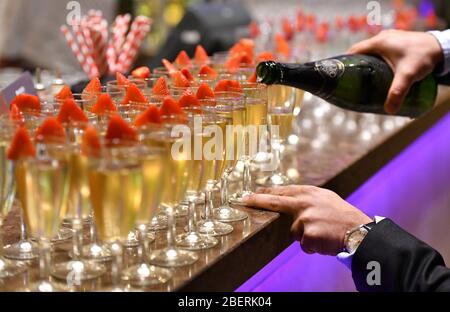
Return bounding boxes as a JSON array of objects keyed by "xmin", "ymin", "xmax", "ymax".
[
  {"xmin": 429, "ymin": 30, "xmax": 450, "ymax": 76},
  {"xmin": 336, "ymin": 216, "xmax": 385, "ymax": 270}
]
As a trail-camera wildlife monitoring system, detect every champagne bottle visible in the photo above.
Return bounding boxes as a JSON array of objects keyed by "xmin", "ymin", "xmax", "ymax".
[{"xmin": 256, "ymin": 54, "xmax": 438, "ymax": 117}]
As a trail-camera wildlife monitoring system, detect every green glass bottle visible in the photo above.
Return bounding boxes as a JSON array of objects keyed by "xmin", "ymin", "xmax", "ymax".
[{"xmin": 256, "ymin": 54, "xmax": 437, "ymax": 117}]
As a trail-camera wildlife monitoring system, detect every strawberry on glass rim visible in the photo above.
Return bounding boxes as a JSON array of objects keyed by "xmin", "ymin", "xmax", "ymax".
[
  {"xmin": 57, "ymin": 98, "xmax": 89, "ymax": 124},
  {"xmin": 7, "ymin": 126, "xmax": 36, "ymax": 160},
  {"xmin": 131, "ymin": 66, "xmax": 151, "ymax": 79}
]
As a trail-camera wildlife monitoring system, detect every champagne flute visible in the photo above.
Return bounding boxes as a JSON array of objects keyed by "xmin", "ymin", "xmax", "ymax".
[
  {"xmin": 175, "ymin": 115, "xmax": 219, "ymax": 249},
  {"xmin": 21, "ymin": 136, "xmax": 70, "ymax": 291},
  {"xmin": 50, "ymin": 123, "xmax": 106, "ymax": 281},
  {"xmin": 229, "ymin": 83, "xmax": 268, "ymax": 205},
  {"xmin": 256, "ymin": 85, "xmax": 296, "ymax": 187},
  {"xmin": 0, "ymin": 119, "xmax": 27, "ymax": 278},
  {"xmin": 194, "ymin": 114, "xmax": 234, "ymax": 236},
  {"xmin": 202, "ymin": 92, "xmax": 248, "ymax": 222},
  {"xmin": 89, "ymin": 139, "xmax": 144, "ymax": 291},
  {"xmin": 148, "ymin": 117, "xmax": 199, "ymax": 267},
  {"xmin": 121, "ymin": 145, "xmax": 173, "ymax": 286}
]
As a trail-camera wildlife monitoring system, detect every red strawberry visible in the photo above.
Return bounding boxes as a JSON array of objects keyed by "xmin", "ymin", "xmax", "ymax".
[
  {"xmin": 35, "ymin": 117, "xmax": 66, "ymax": 143},
  {"xmin": 9, "ymin": 103, "xmax": 24, "ymax": 125},
  {"xmin": 181, "ymin": 68, "xmax": 194, "ymax": 82},
  {"xmin": 105, "ymin": 114, "xmax": 138, "ymax": 144},
  {"xmin": 152, "ymin": 76, "xmax": 170, "ymax": 97},
  {"xmin": 160, "ymin": 97, "xmax": 184, "ymax": 116},
  {"xmin": 131, "ymin": 66, "xmax": 151, "ymax": 79},
  {"xmin": 179, "ymin": 93, "xmax": 200, "ymax": 108},
  {"xmin": 182, "ymin": 88, "xmax": 195, "ymax": 96},
  {"xmin": 214, "ymin": 79, "xmax": 243, "ymax": 93},
  {"xmin": 116, "ymin": 72, "xmax": 130, "ymax": 86},
  {"xmin": 122, "ymin": 83, "xmax": 147, "ymax": 105},
  {"xmin": 225, "ymin": 52, "xmax": 253, "ymax": 73},
  {"xmin": 256, "ymin": 51, "xmax": 275, "ymax": 63},
  {"xmin": 282, "ymin": 17, "xmax": 295, "ymax": 41},
  {"xmin": 249, "ymin": 21, "xmax": 260, "ymax": 38},
  {"xmin": 199, "ymin": 65, "xmax": 218, "ymax": 79},
  {"xmin": 175, "ymin": 50, "xmax": 192, "ymax": 68},
  {"xmin": 196, "ymin": 83, "xmax": 215, "ymax": 100},
  {"xmin": 7, "ymin": 127, "xmax": 36, "ymax": 160},
  {"xmin": 11, "ymin": 94, "xmax": 41, "ymax": 112},
  {"xmin": 57, "ymin": 98, "xmax": 89, "ymax": 123},
  {"xmin": 275, "ymin": 33, "xmax": 290, "ymax": 57},
  {"xmin": 134, "ymin": 105, "xmax": 161, "ymax": 127},
  {"xmin": 194, "ymin": 45, "xmax": 209, "ymax": 65},
  {"xmin": 81, "ymin": 125, "xmax": 101, "ymax": 157},
  {"xmin": 82, "ymin": 77, "xmax": 102, "ymax": 94},
  {"xmin": 162, "ymin": 59, "xmax": 177, "ymax": 75},
  {"xmin": 247, "ymin": 71, "xmax": 257, "ymax": 83},
  {"xmin": 55, "ymin": 85, "xmax": 74, "ymax": 101},
  {"xmin": 91, "ymin": 93, "xmax": 118, "ymax": 115},
  {"xmin": 172, "ymin": 71, "xmax": 190, "ymax": 88}
]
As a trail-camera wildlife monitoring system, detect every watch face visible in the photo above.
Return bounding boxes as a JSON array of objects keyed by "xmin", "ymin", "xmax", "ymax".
[{"xmin": 346, "ymin": 227, "xmax": 369, "ymax": 253}]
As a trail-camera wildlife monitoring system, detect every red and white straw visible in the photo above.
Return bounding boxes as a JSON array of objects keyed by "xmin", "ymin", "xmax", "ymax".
[{"xmin": 61, "ymin": 12, "xmax": 152, "ymax": 77}]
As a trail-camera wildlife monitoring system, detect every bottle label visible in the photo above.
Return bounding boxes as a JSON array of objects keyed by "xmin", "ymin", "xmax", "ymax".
[{"xmin": 315, "ymin": 59, "xmax": 345, "ymax": 79}]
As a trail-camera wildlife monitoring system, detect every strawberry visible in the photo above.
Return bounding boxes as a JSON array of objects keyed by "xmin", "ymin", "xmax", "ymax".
[
  {"xmin": 214, "ymin": 79, "xmax": 243, "ymax": 93},
  {"xmin": 249, "ymin": 21, "xmax": 260, "ymax": 38},
  {"xmin": 134, "ymin": 104, "xmax": 161, "ymax": 127},
  {"xmin": 116, "ymin": 72, "xmax": 130, "ymax": 86},
  {"xmin": 196, "ymin": 83, "xmax": 215, "ymax": 100},
  {"xmin": 122, "ymin": 83, "xmax": 147, "ymax": 105},
  {"xmin": 175, "ymin": 50, "xmax": 192, "ymax": 68},
  {"xmin": 194, "ymin": 45, "xmax": 209, "ymax": 65},
  {"xmin": 35, "ymin": 117, "xmax": 66, "ymax": 143},
  {"xmin": 229, "ymin": 39, "xmax": 255, "ymax": 59},
  {"xmin": 131, "ymin": 66, "xmax": 151, "ymax": 79},
  {"xmin": 152, "ymin": 76, "xmax": 170, "ymax": 97},
  {"xmin": 199, "ymin": 65, "xmax": 218, "ymax": 79},
  {"xmin": 7, "ymin": 127, "xmax": 36, "ymax": 160},
  {"xmin": 91, "ymin": 93, "xmax": 118, "ymax": 115},
  {"xmin": 275, "ymin": 33, "xmax": 290, "ymax": 58},
  {"xmin": 9, "ymin": 103, "xmax": 24, "ymax": 125},
  {"xmin": 82, "ymin": 77, "xmax": 102, "ymax": 95},
  {"xmin": 179, "ymin": 93, "xmax": 199, "ymax": 108},
  {"xmin": 181, "ymin": 68, "xmax": 194, "ymax": 82},
  {"xmin": 57, "ymin": 98, "xmax": 89, "ymax": 123},
  {"xmin": 55, "ymin": 85, "xmax": 74, "ymax": 101},
  {"xmin": 81, "ymin": 125, "xmax": 101, "ymax": 157},
  {"xmin": 160, "ymin": 97, "xmax": 184, "ymax": 116},
  {"xmin": 225, "ymin": 52, "xmax": 253, "ymax": 73},
  {"xmin": 282, "ymin": 17, "xmax": 295, "ymax": 41},
  {"xmin": 105, "ymin": 114, "xmax": 138, "ymax": 144},
  {"xmin": 11, "ymin": 94, "xmax": 41, "ymax": 112},
  {"xmin": 172, "ymin": 71, "xmax": 190, "ymax": 88},
  {"xmin": 256, "ymin": 51, "xmax": 275, "ymax": 63},
  {"xmin": 162, "ymin": 59, "xmax": 177, "ymax": 75}
]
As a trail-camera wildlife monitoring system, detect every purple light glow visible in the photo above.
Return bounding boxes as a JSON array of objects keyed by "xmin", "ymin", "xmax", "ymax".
[{"xmin": 237, "ymin": 111, "xmax": 450, "ymax": 292}]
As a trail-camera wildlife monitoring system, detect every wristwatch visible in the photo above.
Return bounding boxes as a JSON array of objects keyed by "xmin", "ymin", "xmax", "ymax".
[{"xmin": 344, "ymin": 220, "xmax": 376, "ymax": 254}]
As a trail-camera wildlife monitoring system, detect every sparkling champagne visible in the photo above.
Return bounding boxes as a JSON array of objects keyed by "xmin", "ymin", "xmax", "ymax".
[{"xmin": 89, "ymin": 162, "xmax": 143, "ymax": 243}]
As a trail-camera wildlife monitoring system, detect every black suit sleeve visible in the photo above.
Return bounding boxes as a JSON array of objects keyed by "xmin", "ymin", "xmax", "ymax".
[{"xmin": 351, "ymin": 218, "xmax": 450, "ymax": 292}]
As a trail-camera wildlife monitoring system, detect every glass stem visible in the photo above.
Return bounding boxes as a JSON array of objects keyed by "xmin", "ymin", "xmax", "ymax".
[
  {"xmin": 166, "ymin": 207, "xmax": 176, "ymax": 249},
  {"xmin": 72, "ymin": 218, "xmax": 82, "ymax": 260},
  {"xmin": 19, "ymin": 208, "xmax": 27, "ymax": 241},
  {"xmin": 187, "ymin": 200, "xmax": 196, "ymax": 233},
  {"xmin": 89, "ymin": 209, "xmax": 96, "ymax": 243},
  {"xmin": 242, "ymin": 157, "xmax": 252, "ymax": 193},
  {"xmin": 220, "ymin": 170, "xmax": 231, "ymax": 206},
  {"xmin": 272, "ymin": 140, "xmax": 282, "ymax": 175},
  {"xmin": 137, "ymin": 225, "xmax": 147, "ymax": 264},
  {"xmin": 38, "ymin": 238, "xmax": 51, "ymax": 282},
  {"xmin": 111, "ymin": 241, "xmax": 123, "ymax": 288},
  {"xmin": 204, "ymin": 185, "xmax": 213, "ymax": 221}
]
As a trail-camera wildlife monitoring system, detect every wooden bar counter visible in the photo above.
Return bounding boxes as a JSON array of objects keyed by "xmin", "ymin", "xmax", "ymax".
[{"xmin": 2, "ymin": 87, "xmax": 450, "ymax": 292}]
